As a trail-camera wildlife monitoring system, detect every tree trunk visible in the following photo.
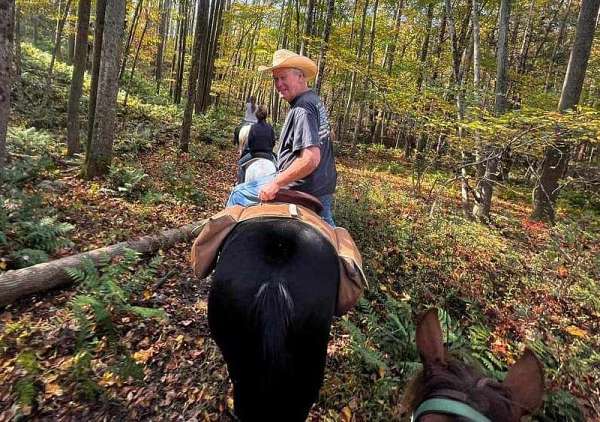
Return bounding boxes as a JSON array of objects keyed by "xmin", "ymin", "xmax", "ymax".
[
  {"xmin": 14, "ymin": 4, "xmax": 20, "ymax": 78},
  {"xmin": 558, "ymin": 0, "xmax": 600, "ymax": 111},
  {"xmin": 123, "ymin": 11, "xmax": 149, "ymax": 108},
  {"xmin": 119, "ymin": 0, "xmax": 144, "ymax": 80},
  {"xmin": 353, "ymin": 0, "xmax": 378, "ymax": 144},
  {"xmin": 45, "ymin": 0, "xmax": 72, "ymax": 96},
  {"xmin": 495, "ymin": 0, "xmax": 511, "ymax": 115},
  {"xmin": 0, "ymin": 222, "xmax": 204, "ymax": 306},
  {"xmin": 343, "ymin": 0, "xmax": 368, "ymax": 143},
  {"xmin": 155, "ymin": 0, "xmax": 171, "ymax": 94},
  {"xmin": 383, "ymin": 0, "xmax": 404, "ymax": 74},
  {"xmin": 517, "ymin": 0, "xmax": 535, "ymax": 73},
  {"xmin": 445, "ymin": 0, "xmax": 473, "ymax": 219},
  {"xmin": 66, "ymin": 0, "xmax": 91, "ymax": 156},
  {"xmin": 195, "ymin": 0, "xmax": 224, "ymax": 114},
  {"xmin": 0, "ymin": 0, "xmax": 15, "ymax": 171},
  {"xmin": 431, "ymin": 5, "xmax": 446, "ymax": 84},
  {"xmin": 315, "ymin": 0, "xmax": 334, "ymax": 95},
  {"xmin": 545, "ymin": 0, "xmax": 572, "ymax": 92},
  {"xmin": 174, "ymin": 0, "xmax": 190, "ymax": 104},
  {"xmin": 84, "ymin": 0, "xmax": 126, "ymax": 179},
  {"xmin": 67, "ymin": 20, "xmax": 75, "ymax": 64},
  {"xmin": 32, "ymin": 14, "xmax": 39, "ymax": 46},
  {"xmin": 416, "ymin": 2, "xmax": 434, "ymax": 92},
  {"xmin": 533, "ymin": 0, "xmax": 600, "ymax": 223},
  {"xmin": 473, "ymin": 146, "xmax": 500, "ymax": 222},
  {"xmin": 86, "ymin": 0, "xmax": 106, "ymax": 148},
  {"xmin": 180, "ymin": 0, "xmax": 208, "ymax": 153},
  {"xmin": 472, "ymin": 0, "xmax": 481, "ymax": 90},
  {"xmin": 299, "ymin": 0, "xmax": 315, "ymax": 56}
]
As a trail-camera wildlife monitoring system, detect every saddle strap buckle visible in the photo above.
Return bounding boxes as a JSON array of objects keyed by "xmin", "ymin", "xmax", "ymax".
[{"xmin": 289, "ymin": 203, "xmax": 299, "ymax": 217}]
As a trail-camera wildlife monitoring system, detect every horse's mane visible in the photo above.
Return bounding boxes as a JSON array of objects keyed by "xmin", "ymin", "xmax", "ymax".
[{"xmin": 404, "ymin": 357, "xmax": 515, "ymax": 421}]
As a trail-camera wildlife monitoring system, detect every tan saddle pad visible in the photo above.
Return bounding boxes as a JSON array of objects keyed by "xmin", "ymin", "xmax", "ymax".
[{"xmin": 190, "ymin": 203, "xmax": 368, "ymax": 316}]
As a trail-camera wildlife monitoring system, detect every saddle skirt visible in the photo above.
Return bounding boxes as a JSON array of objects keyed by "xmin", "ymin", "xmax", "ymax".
[{"xmin": 190, "ymin": 202, "xmax": 368, "ymax": 316}]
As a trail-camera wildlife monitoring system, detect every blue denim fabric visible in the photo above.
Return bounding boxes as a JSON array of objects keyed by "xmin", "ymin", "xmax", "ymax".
[
  {"xmin": 226, "ymin": 174, "xmax": 276, "ymax": 207},
  {"xmin": 226, "ymin": 176, "xmax": 336, "ymax": 227},
  {"xmin": 318, "ymin": 194, "xmax": 335, "ymax": 227}
]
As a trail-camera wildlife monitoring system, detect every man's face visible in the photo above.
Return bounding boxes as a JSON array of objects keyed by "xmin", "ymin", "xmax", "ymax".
[{"xmin": 273, "ymin": 68, "xmax": 306, "ymax": 102}]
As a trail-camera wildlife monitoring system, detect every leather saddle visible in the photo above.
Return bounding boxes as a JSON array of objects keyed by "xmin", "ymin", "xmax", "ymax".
[{"xmin": 273, "ymin": 189, "xmax": 323, "ymax": 214}]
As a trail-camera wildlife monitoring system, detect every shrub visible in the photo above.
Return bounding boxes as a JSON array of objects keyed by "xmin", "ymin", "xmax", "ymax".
[
  {"xmin": 107, "ymin": 165, "xmax": 151, "ymax": 199},
  {"xmin": 65, "ymin": 249, "xmax": 166, "ymax": 397}
]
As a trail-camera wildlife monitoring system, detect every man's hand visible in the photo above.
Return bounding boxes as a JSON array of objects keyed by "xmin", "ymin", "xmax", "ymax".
[
  {"xmin": 259, "ymin": 179, "xmax": 281, "ymax": 202},
  {"xmin": 259, "ymin": 147, "xmax": 320, "ymax": 202}
]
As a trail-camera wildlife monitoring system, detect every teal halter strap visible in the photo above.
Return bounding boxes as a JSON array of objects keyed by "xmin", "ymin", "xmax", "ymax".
[{"xmin": 411, "ymin": 398, "xmax": 492, "ymax": 422}]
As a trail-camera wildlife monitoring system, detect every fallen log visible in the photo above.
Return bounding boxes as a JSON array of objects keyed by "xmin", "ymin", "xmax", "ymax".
[{"xmin": 0, "ymin": 221, "xmax": 206, "ymax": 307}]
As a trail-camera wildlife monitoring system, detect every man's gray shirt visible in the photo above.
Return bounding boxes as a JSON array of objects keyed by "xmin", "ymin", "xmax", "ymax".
[{"xmin": 276, "ymin": 90, "xmax": 337, "ymax": 197}]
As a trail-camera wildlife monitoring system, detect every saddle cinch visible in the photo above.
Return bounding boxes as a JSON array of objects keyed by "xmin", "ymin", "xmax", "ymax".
[{"xmin": 190, "ymin": 190, "xmax": 368, "ymax": 316}]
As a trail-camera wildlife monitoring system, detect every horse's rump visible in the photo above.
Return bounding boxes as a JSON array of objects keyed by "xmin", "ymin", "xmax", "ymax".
[{"xmin": 208, "ymin": 218, "xmax": 339, "ymax": 421}]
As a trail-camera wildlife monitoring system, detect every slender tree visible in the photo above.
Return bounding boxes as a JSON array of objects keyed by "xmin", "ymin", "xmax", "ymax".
[
  {"xmin": 66, "ymin": 0, "xmax": 91, "ymax": 156},
  {"xmin": 155, "ymin": 0, "xmax": 171, "ymax": 94},
  {"xmin": 473, "ymin": 0, "xmax": 510, "ymax": 222},
  {"xmin": 342, "ymin": 0, "xmax": 369, "ymax": 143},
  {"xmin": 495, "ymin": 0, "xmax": 511, "ymax": 114},
  {"xmin": 123, "ymin": 9, "xmax": 149, "ymax": 108},
  {"xmin": 0, "ymin": 0, "xmax": 15, "ymax": 170},
  {"xmin": 545, "ymin": 0, "xmax": 572, "ymax": 92},
  {"xmin": 45, "ymin": 0, "xmax": 72, "ymax": 95},
  {"xmin": 86, "ymin": 0, "xmax": 107, "ymax": 147},
  {"xmin": 299, "ymin": 0, "xmax": 315, "ymax": 56},
  {"xmin": 416, "ymin": 2, "xmax": 434, "ymax": 92},
  {"xmin": 315, "ymin": 0, "xmax": 334, "ymax": 95},
  {"xmin": 532, "ymin": 0, "xmax": 600, "ymax": 223},
  {"xmin": 119, "ymin": 0, "xmax": 144, "ymax": 80},
  {"xmin": 14, "ymin": 3, "xmax": 20, "ymax": 79},
  {"xmin": 180, "ymin": 0, "xmax": 208, "ymax": 152},
  {"xmin": 84, "ymin": 0, "xmax": 126, "ymax": 179}
]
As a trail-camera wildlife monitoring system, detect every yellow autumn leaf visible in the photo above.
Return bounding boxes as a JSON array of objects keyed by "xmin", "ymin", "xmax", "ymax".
[
  {"xmin": 0, "ymin": 261, "xmax": 7, "ymax": 270},
  {"xmin": 565, "ymin": 325, "xmax": 587, "ymax": 338},
  {"xmin": 143, "ymin": 290, "xmax": 152, "ymax": 300},
  {"xmin": 45, "ymin": 382, "xmax": 63, "ymax": 397},
  {"xmin": 133, "ymin": 348, "xmax": 153, "ymax": 364},
  {"xmin": 378, "ymin": 366, "xmax": 386, "ymax": 379},
  {"xmin": 58, "ymin": 357, "xmax": 73, "ymax": 371},
  {"xmin": 99, "ymin": 371, "xmax": 117, "ymax": 387},
  {"xmin": 340, "ymin": 406, "xmax": 352, "ymax": 422}
]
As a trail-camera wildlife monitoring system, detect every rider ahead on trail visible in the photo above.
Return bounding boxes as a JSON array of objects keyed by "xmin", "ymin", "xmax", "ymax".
[{"xmin": 226, "ymin": 49, "xmax": 337, "ymax": 226}]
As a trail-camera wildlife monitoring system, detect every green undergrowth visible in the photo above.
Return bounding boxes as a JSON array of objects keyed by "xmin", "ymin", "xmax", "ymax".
[
  {"xmin": 1, "ymin": 250, "xmax": 165, "ymax": 415},
  {"xmin": 333, "ymin": 150, "xmax": 596, "ymax": 419},
  {"xmin": 1, "ymin": 127, "xmax": 74, "ymax": 271}
]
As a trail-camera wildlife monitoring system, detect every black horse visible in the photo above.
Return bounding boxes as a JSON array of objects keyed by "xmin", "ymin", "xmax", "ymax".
[{"xmin": 208, "ymin": 217, "xmax": 339, "ymax": 422}]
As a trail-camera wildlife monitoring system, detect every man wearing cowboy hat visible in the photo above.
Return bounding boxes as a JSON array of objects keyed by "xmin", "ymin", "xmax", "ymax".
[{"xmin": 226, "ymin": 49, "xmax": 337, "ymax": 226}]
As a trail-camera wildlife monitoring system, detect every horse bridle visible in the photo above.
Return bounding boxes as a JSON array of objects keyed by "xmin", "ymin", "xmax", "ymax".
[{"xmin": 411, "ymin": 387, "xmax": 492, "ymax": 422}]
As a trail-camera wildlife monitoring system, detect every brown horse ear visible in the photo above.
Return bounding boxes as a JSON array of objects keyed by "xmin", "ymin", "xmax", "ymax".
[
  {"xmin": 415, "ymin": 308, "xmax": 446, "ymax": 366},
  {"xmin": 503, "ymin": 349, "xmax": 544, "ymax": 416}
]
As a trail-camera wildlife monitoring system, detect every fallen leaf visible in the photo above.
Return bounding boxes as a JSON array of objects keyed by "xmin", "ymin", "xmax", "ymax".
[
  {"xmin": 341, "ymin": 406, "xmax": 352, "ymax": 422},
  {"xmin": 45, "ymin": 382, "xmax": 63, "ymax": 398},
  {"xmin": 565, "ymin": 325, "xmax": 587, "ymax": 338},
  {"xmin": 133, "ymin": 348, "xmax": 154, "ymax": 364},
  {"xmin": 557, "ymin": 266, "xmax": 569, "ymax": 278}
]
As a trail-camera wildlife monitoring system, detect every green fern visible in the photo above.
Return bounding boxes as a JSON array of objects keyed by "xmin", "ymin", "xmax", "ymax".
[
  {"xmin": 11, "ymin": 248, "xmax": 49, "ymax": 268},
  {"xmin": 14, "ymin": 378, "xmax": 37, "ymax": 407},
  {"xmin": 17, "ymin": 216, "xmax": 74, "ymax": 253}
]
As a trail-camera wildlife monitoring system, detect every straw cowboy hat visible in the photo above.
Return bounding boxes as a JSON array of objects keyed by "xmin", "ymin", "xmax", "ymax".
[{"xmin": 258, "ymin": 49, "xmax": 318, "ymax": 80}]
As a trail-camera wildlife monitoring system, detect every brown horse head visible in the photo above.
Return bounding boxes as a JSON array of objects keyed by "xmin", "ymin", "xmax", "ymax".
[{"xmin": 405, "ymin": 308, "xmax": 544, "ymax": 421}]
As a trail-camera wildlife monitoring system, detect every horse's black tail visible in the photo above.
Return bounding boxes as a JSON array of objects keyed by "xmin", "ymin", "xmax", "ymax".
[{"xmin": 252, "ymin": 280, "xmax": 295, "ymax": 376}]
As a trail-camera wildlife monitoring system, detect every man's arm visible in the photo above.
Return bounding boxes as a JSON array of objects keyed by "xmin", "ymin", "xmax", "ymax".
[{"xmin": 259, "ymin": 146, "xmax": 321, "ymax": 201}]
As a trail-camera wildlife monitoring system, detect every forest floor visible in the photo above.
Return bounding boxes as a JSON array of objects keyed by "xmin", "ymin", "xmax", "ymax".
[{"xmin": 1, "ymin": 45, "xmax": 599, "ymax": 421}]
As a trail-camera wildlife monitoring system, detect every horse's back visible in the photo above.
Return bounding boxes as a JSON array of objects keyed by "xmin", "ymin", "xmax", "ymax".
[{"xmin": 208, "ymin": 218, "xmax": 339, "ymax": 421}]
